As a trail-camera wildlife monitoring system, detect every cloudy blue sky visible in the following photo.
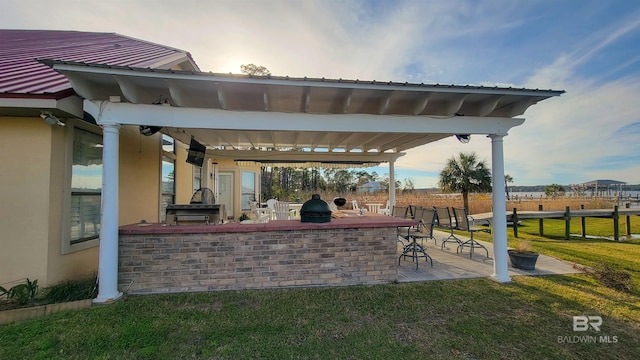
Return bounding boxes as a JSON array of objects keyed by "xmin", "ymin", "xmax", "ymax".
[{"xmin": 4, "ymin": 0, "xmax": 640, "ymax": 187}]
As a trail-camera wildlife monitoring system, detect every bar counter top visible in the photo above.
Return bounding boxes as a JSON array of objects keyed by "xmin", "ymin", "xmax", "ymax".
[{"xmin": 120, "ymin": 213, "xmax": 416, "ymax": 235}]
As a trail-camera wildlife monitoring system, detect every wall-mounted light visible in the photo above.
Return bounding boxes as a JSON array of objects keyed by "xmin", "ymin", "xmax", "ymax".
[
  {"xmin": 455, "ymin": 134, "xmax": 470, "ymax": 144},
  {"xmin": 40, "ymin": 111, "xmax": 65, "ymax": 127}
]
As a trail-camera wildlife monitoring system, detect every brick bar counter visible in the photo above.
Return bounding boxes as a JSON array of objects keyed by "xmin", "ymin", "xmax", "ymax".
[{"xmin": 118, "ymin": 215, "xmax": 416, "ymax": 294}]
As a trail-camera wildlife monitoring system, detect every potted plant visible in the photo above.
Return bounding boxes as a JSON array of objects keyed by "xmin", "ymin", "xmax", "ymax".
[{"xmin": 508, "ymin": 240, "xmax": 539, "ymax": 270}]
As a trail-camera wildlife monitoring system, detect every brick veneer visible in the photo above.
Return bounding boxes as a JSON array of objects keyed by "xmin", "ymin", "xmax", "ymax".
[{"xmin": 118, "ymin": 224, "xmax": 401, "ymax": 294}]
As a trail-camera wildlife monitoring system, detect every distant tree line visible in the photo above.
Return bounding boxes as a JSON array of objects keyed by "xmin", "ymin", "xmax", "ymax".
[
  {"xmin": 260, "ymin": 167, "xmax": 415, "ymax": 201},
  {"xmin": 260, "ymin": 151, "xmax": 639, "ymax": 207}
]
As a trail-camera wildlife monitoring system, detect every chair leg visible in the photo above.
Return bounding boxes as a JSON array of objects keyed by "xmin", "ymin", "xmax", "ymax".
[
  {"xmin": 456, "ymin": 232, "xmax": 489, "ymax": 258},
  {"xmin": 399, "ymin": 236, "xmax": 433, "ymax": 269},
  {"xmin": 419, "ymin": 235, "xmax": 437, "ymax": 247},
  {"xmin": 440, "ymin": 227, "xmax": 463, "ymax": 250},
  {"xmin": 397, "ymin": 229, "xmax": 409, "ymax": 246}
]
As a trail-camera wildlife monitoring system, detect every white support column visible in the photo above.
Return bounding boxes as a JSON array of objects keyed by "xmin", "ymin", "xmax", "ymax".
[
  {"xmin": 489, "ymin": 134, "xmax": 511, "ymax": 283},
  {"xmin": 202, "ymin": 158, "xmax": 210, "ymax": 191},
  {"xmin": 389, "ymin": 159, "xmax": 396, "ymax": 208},
  {"xmin": 94, "ymin": 123, "xmax": 124, "ymax": 303}
]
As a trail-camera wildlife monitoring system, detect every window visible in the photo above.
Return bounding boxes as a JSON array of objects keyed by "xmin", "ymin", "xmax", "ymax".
[
  {"xmin": 64, "ymin": 125, "xmax": 103, "ymax": 253},
  {"xmin": 160, "ymin": 135, "xmax": 176, "ymax": 221},
  {"xmin": 193, "ymin": 164, "xmax": 202, "ymax": 193},
  {"xmin": 241, "ymin": 171, "xmax": 256, "ymax": 210}
]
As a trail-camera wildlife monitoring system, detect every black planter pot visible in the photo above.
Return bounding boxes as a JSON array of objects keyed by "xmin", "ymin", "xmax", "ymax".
[{"xmin": 508, "ymin": 250, "xmax": 539, "ymax": 270}]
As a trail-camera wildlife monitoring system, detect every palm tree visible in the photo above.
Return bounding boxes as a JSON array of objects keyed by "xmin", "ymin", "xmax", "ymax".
[
  {"xmin": 439, "ymin": 152, "xmax": 492, "ymax": 212},
  {"xmin": 544, "ymin": 183, "xmax": 565, "ymax": 199},
  {"xmin": 505, "ymin": 174, "xmax": 513, "ymax": 199}
]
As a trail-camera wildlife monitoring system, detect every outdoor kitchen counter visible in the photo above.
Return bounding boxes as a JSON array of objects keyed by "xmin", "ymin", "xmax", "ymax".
[
  {"xmin": 117, "ymin": 214, "xmax": 416, "ymax": 294},
  {"xmin": 119, "ymin": 214, "xmax": 417, "ymax": 235}
]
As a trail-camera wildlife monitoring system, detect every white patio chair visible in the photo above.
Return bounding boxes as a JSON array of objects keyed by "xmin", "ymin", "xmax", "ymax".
[
  {"xmin": 351, "ymin": 200, "xmax": 359, "ymax": 210},
  {"xmin": 266, "ymin": 199, "xmax": 278, "ymax": 219},
  {"xmin": 273, "ymin": 201, "xmax": 291, "ymax": 220},
  {"xmin": 266, "ymin": 199, "xmax": 278, "ymax": 209},
  {"xmin": 379, "ymin": 200, "xmax": 391, "ymax": 215},
  {"xmin": 249, "ymin": 201, "xmax": 271, "ymax": 223}
]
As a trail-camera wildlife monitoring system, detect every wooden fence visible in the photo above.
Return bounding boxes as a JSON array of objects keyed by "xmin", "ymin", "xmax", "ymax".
[{"xmin": 307, "ymin": 191, "xmax": 621, "ymax": 214}]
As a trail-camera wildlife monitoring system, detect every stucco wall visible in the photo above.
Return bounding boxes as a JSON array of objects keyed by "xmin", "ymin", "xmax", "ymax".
[
  {"xmin": 175, "ymin": 142, "xmax": 195, "ymax": 204},
  {"xmin": 0, "ymin": 117, "xmax": 52, "ymax": 286},
  {"xmin": 45, "ymin": 120, "xmax": 99, "ymax": 285},
  {"xmin": 0, "ymin": 118, "xmax": 260, "ymax": 287},
  {"xmin": 0, "ymin": 120, "xmax": 166, "ymax": 287},
  {"xmin": 119, "ymin": 125, "xmax": 162, "ymax": 224}
]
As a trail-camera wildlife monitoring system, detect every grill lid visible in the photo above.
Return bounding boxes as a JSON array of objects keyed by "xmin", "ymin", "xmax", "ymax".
[
  {"xmin": 300, "ymin": 194, "xmax": 332, "ymax": 223},
  {"xmin": 333, "ymin": 197, "xmax": 347, "ymax": 207}
]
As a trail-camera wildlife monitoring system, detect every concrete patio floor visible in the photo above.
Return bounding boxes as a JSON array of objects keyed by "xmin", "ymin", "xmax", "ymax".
[{"xmin": 397, "ymin": 229, "xmax": 583, "ymax": 282}]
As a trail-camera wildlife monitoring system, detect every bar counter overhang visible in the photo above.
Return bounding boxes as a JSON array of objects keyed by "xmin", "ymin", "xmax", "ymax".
[{"xmin": 118, "ymin": 215, "xmax": 417, "ymax": 294}]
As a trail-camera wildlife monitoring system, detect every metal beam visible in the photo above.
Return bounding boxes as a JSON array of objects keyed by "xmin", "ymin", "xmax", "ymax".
[
  {"xmin": 206, "ymin": 149, "xmax": 405, "ymax": 163},
  {"xmin": 89, "ymin": 101, "xmax": 525, "ymax": 135}
]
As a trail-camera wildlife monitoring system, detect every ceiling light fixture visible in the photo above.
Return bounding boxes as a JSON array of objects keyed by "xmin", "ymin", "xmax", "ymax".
[{"xmin": 455, "ymin": 134, "xmax": 470, "ymax": 144}]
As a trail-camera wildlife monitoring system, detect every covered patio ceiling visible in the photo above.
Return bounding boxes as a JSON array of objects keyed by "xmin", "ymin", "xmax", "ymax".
[{"xmin": 43, "ymin": 59, "xmax": 564, "ymax": 165}]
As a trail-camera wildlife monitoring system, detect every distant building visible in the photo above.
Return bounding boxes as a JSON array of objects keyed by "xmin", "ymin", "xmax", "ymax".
[
  {"xmin": 358, "ymin": 181, "xmax": 387, "ymax": 193},
  {"xmin": 575, "ymin": 180, "xmax": 627, "ymax": 196}
]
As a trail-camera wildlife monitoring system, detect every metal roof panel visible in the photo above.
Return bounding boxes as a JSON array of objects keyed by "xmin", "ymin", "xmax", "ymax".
[{"xmin": 0, "ymin": 29, "xmax": 198, "ymax": 95}]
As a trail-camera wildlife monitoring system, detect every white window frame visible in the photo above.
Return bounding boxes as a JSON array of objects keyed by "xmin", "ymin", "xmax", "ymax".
[
  {"xmin": 160, "ymin": 134, "xmax": 176, "ymax": 222},
  {"xmin": 240, "ymin": 171, "xmax": 257, "ymax": 211},
  {"xmin": 193, "ymin": 164, "xmax": 202, "ymax": 193},
  {"xmin": 61, "ymin": 119, "xmax": 103, "ymax": 254}
]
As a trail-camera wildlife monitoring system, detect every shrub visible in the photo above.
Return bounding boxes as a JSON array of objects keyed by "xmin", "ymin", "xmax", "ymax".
[
  {"xmin": 512, "ymin": 240, "xmax": 536, "ymax": 254},
  {"xmin": 42, "ymin": 274, "xmax": 97, "ymax": 303},
  {"xmin": 5, "ymin": 278, "xmax": 39, "ymax": 305}
]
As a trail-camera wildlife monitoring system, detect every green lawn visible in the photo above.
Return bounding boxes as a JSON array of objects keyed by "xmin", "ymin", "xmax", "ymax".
[
  {"xmin": 469, "ymin": 217, "xmax": 640, "ymax": 296},
  {"xmin": 2, "ymin": 220, "xmax": 640, "ymax": 359}
]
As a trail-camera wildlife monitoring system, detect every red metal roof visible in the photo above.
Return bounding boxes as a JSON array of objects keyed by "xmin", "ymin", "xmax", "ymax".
[{"xmin": 0, "ymin": 29, "xmax": 198, "ymax": 96}]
